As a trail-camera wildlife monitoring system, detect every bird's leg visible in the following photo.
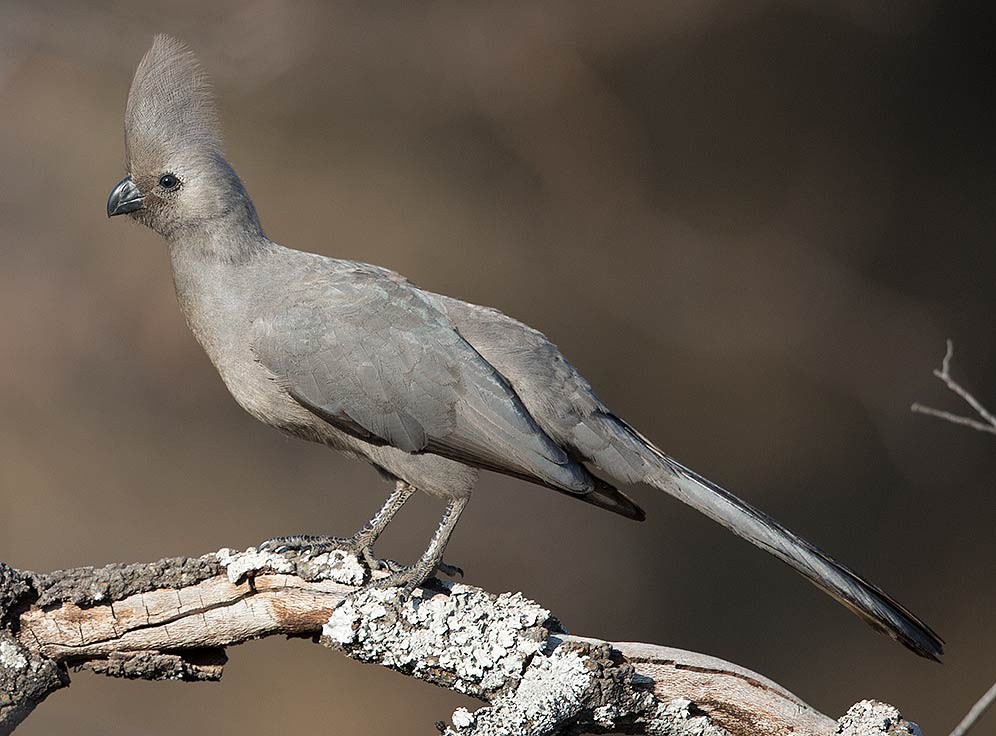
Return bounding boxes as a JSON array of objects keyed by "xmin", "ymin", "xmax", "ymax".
[
  {"xmin": 261, "ymin": 481, "xmax": 415, "ymax": 568},
  {"xmin": 364, "ymin": 496, "xmax": 469, "ymax": 596},
  {"xmin": 350, "ymin": 481, "xmax": 417, "ymax": 569}
]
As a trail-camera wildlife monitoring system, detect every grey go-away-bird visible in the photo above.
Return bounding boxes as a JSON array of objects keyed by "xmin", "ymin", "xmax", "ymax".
[{"xmin": 107, "ymin": 35, "xmax": 942, "ymax": 660}]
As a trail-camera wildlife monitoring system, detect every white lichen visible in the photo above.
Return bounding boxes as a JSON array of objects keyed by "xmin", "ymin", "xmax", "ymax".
[
  {"xmin": 297, "ymin": 549, "xmax": 367, "ymax": 586},
  {"xmin": 454, "ymin": 647, "xmax": 593, "ymax": 735},
  {"xmin": 837, "ymin": 701, "xmax": 920, "ymax": 736},
  {"xmin": 215, "ymin": 547, "xmax": 293, "ymax": 584},
  {"xmin": 644, "ymin": 699, "xmax": 728, "ymax": 736},
  {"xmin": 320, "ymin": 580, "xmax": 736, "ymax": 735},
  {"xmin": 451, "ymin": 708, "xmax": 476, "ymax": 730},
  {"xmin": 444, "ymin": 645, "xmax": 729, "ymax": 736},
  {"xmin": 323, "ymin": 583, "xmax": 550, "ymax": 695},
  {"xmin": 0, "ymin": 639, "xmax": 28, "ymax": 670},
  {"xmin": 215, "ymin": 546, "xmax": 367, "ymax": 587}
]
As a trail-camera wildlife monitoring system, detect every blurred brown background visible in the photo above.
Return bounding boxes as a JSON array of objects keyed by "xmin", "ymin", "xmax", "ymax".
[{"xmin": 1, "ymin": 1, "xmax": 994, "ymax": 733}]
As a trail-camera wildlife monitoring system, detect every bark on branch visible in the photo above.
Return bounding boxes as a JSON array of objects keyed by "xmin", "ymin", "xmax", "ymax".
[{"xmin": 0, "ymin": 548, "xmax": 923, "ymax": 736}]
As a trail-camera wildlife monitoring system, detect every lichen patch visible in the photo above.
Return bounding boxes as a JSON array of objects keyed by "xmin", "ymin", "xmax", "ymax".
[
  {"xmin": 0, "ymin": 640, "xmax": 28, "ymax": 671},
  {"xmin": 323, "ymin": 584, "xmax": 551, "ymax": 697},
  {"xmin": 215, "ymin": 547, "xmax": 294, "ymax": 584}
]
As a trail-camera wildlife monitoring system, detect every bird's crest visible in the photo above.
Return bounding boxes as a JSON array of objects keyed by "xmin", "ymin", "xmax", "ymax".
[{"xmin": 124, "ymin": 35, "xmax": 222, "ymax": 168}]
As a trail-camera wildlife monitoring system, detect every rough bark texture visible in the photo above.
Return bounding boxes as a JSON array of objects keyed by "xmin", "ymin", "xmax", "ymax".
[{"xmin": 0, "ymin": 548, "xmax": 923, "ymax": 736}]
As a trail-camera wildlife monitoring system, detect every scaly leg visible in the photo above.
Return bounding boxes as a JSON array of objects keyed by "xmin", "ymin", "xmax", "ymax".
[
  {"xmin": 365, "ymin": 496, "xmax": 469, "ymax": 595},
  {"xmin": 261, "ymin": 481, "xmax": 415, "ymax": 570}
]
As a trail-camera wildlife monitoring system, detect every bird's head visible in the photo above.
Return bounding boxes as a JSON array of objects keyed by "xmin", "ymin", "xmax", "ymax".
[{"xmin": 108, "ymin": 35, "xmax": 257, "ymax": 240}]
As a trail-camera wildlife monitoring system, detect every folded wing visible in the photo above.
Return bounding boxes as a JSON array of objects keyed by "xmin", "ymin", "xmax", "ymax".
[{"xmin": 250, "ymin": 268, "xmax": 593, "ymax": 494}]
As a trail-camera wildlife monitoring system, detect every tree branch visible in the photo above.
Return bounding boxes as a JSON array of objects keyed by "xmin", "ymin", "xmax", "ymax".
[
  {"xmin": 911, "ymin": 340, "xmax": 996, "ymax": 436},
  {"xmin": 0, "ymin": 548, "xmax": 923, "ymax": 736},
  {"xmin": 909, "ymin": 340, "xmax": 995, "ymax": 736},
  {"xmin": 950, "ymin": 680, "xmax": 996, "ymax": 736}
]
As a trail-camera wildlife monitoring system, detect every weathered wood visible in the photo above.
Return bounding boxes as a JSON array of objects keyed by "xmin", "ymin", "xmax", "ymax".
[{"xmin": 0, "ymin": 548, "xmax": 922, "ymax": 735}]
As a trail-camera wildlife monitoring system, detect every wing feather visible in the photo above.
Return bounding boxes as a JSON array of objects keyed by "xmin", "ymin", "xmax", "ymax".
[{"xmin": 251, "ymin": 268, "xmax": 591, "ymax": 492}]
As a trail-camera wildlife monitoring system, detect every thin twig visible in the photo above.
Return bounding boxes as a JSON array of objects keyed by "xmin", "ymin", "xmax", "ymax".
[
  {"xmin": 911, "ymin": 340, "xmax": 996, "ymax": 435},
  {"xmin": 911, "ymin": 342, "xmax": 995, "ymax": 736},
  {"xmin": 950, "ymin": 680, "xmax": 996, "ymax": 736},
  {"xmin": 909, "ymin": 405, "xmax": 996, "ymax": 434}
]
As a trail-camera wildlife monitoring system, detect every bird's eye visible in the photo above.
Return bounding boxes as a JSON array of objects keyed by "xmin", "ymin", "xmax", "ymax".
[{"xmin": 158, "ymin": 173, "xmax": 180, "ymax": 191}]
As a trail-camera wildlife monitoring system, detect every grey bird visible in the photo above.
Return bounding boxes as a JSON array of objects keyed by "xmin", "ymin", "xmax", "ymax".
[{"xmin": 107, "ymin": 35, "xmax": 942, "ymax": 660}]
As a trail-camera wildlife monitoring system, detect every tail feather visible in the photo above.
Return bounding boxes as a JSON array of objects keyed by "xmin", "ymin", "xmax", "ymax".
[
  {"xmin": 615, "ymin": 420, "xmax": 944, "ymax": 660},
  {"xmin": 582, "ymin": 477, "xmax": 646, "ymax": 521}
]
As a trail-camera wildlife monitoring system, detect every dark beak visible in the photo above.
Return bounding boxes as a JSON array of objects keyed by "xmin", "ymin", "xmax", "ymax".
[{"xmin": 107, "ymin": 175, "xmax": 145, "ymax": 217}]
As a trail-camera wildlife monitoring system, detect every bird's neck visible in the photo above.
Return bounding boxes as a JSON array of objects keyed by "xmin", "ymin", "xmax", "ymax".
[
  {"xmin": 167, "ymin": 223, "xmax": 276, "ymax": 364},
  {"xmin": 166, "ymin": 195, "xmax": 267, "ymax": 265},
  {"xmin": 167, "ymin": 217, "xmax": 264, "ymax": 266}
]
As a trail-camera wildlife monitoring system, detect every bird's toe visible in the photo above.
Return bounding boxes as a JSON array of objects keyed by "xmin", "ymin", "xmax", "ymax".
[
  {"xmin": 259, "ymin": 533, "xmax": 356, "ymax": 555},
  {"xmin": 435, "ymin": 561, "xmax": 464, "ymax": 578}
]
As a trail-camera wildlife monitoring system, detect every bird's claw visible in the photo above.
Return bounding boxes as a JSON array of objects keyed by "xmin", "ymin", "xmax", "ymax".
[
  {"xmin": 371, "ymin": 557, "xmax": 406, "ymax": 573},
  {"xmin": 435, "ymin": 561, "xmax": 463, "ymax": 578}
]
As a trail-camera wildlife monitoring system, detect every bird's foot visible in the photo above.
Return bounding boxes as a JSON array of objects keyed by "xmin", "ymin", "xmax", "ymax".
[
  {"xmin": 259, "ymin": 533, "xmax": 428, "ymax": 577},
  {"xmin": 260, "ymin": 535, "xmax": 462, "ymax": 588},
  {"xmin": 373, "ymin": 559, "xmax": 462, "ymax": 579},
  {"xmin": 359, "ymin": 559, "xmax": 463, "ymax": 598},
  {"xmin": 259, "ymin": 533, "xmax": 357, "ymax": 556},
  {"xmin": 363, "ymin": 562, "xmax": 436, "ymax": 598}
]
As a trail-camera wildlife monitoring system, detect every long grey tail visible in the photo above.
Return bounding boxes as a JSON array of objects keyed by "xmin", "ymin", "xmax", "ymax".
[{"xmin": 616, "ymin": 420, "xmax": 944, "ymax": 661}]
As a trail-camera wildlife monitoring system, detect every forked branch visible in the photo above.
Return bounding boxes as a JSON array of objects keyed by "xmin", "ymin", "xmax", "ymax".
[
  {"xmin": 911, "ymin": 340, "xmax": 996, "ymax": 436},
  {"xmin": 910, "ymin": 339, "xmax": 995, "ymax": 736}
]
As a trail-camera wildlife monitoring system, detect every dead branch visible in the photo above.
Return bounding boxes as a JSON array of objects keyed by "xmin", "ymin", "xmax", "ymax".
[
  {"xmin": 0, "ymin": 547, "xmax": 923, "ymax": 736},
  {"xmin": 909, "ymin": 340, "xmax": 994, "ymax": 736},
  {"xmin": 911, "ymin": 340, "xmax": 996, "ymax": 436},
  {"xmin": 949, "ymin": 680, "xmax": 996, "ymax": 736}
]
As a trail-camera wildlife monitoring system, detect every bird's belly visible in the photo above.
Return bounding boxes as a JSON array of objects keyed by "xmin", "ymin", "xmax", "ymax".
[
  {"xmin": 207, "ymin": 340, "xmax": 478, "ymax": 498},
  {"xmin": 364, "ymin": 445, "xmax": 478, "ymax": 499},
  {"xmin": 215, "ymin": 353, "xmax": 308, "ymax": 429},
  {"xmin": 210, "ymin": 346, "xmax": 362, "ymax": 459}
]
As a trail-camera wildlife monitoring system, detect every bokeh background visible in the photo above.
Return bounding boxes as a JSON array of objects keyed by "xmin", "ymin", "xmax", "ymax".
[{"xmin": 1, "ymin": 1, "xmax": 994, "ymax": 733}]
